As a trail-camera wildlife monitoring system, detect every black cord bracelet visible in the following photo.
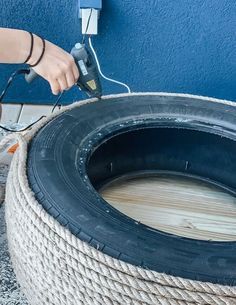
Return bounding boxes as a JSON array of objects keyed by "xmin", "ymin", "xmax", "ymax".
[
  {"xmin": 23, "ymin": 32, "xmax": 34, "ymax": 64},
  {"xmin": 29, "ymin": 36, "xmax": 46, "ymax": 67}
]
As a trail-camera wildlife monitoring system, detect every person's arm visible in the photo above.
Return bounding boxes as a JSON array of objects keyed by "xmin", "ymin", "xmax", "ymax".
[
  {"xmin": 0, "ymin": 28, "xmax": 31, "ymax": 63},
  {"xmin": 0, "ymin": 28, "xmax": 79, "ymax": 95}
]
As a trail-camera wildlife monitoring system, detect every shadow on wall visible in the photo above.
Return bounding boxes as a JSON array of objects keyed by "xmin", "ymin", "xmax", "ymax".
[{"xmin": 0, "ymin": 0, "xmax": 235, "ymax": 104}]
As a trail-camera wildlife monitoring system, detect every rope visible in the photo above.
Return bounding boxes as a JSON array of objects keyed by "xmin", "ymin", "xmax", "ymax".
[{"xmin": 1, "ymin": 92, "xmax": 236, "ymax": 305}]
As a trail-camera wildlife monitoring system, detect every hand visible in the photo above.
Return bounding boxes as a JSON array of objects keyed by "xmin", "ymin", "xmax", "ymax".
[{"xmin": 27, "ymin": 35, "xmax": 79, "ymax": 95}]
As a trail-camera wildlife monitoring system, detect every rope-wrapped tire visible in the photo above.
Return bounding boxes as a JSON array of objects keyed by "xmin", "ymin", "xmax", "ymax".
[{"xmin": 5, "ymin": 93, "xmax": 236, "ymax": 305}]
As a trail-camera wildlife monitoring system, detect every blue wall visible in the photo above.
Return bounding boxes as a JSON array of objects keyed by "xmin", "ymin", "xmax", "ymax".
[{"xmin": 0, "ymin": 0, "xmax": 235, "ymax": 104}]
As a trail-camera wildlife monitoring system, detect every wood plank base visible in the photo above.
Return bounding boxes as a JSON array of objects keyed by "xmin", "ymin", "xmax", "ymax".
[{"xmin": 100, "ymin": 175, "xmax": 236, "ymax": 241}]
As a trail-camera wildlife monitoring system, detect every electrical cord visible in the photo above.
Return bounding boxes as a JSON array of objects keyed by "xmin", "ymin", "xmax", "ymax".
[
  {"xmin": 0, "ymin": 116, "xmax": 46, "ymax": 132},
  {"xmin": 0, "ymin": 69, "xmax": 29, "ymax": 102},
  {"xmin": 88, "ymin": 36, "xmax": 131, "ymax": 93},
  {"xmin": 0, "ymin": 69, "xmax": 63, "ymax": 132},
  {"xmin": 51, "ymin": 91, "xmax": 64, "ymax": 113},
  {"xmin": 82, "ymin": 8, "xmax": 131, "ymax": 94}
]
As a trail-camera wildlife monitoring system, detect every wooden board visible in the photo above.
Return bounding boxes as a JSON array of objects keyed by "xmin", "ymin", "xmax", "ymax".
[
  {"xmin": 18, "ymin": 105, "xmax": 53, "ymax": 124},
  {"xmin": 1, "ymin": 104, "xmax": 22, "ymax": 124},
  {"xmin": 100, "ymin": 175, "xmax": 236, "ymax": 241}
]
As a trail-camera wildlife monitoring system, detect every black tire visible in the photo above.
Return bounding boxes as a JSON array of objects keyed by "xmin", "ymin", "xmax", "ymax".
[{"xmin": 27, "ymin": 94, "xmax": 236, "ymax": 285}]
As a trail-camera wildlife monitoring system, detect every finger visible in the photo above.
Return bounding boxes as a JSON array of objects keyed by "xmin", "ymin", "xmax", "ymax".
[
  {"xmin": 57, "ymin": 74, "xmax": 69, "ymax": 92},
  {"xmin": 72, "ymin": 64, "xmax": 79, "ymax": 83},
  {"xmin": 49, "ymin": 79, "xmax": 61, "ymax": 95},
  {"xmin": 65, "ymin": 71, "xmax": 76, "ymax": 90},
  {"xmin": 67, "ymin": 55, "xmax": 79, "ymax": 83}
]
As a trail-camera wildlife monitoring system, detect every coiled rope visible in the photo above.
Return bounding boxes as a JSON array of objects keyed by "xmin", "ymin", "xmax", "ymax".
[{"xmin": 1, "ymin": 93, "xmax": 236, "ymax": 305}]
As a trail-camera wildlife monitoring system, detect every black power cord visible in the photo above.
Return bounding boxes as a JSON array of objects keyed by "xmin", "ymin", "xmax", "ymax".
[
  {"xmin": 51, "ymin": 91, "xmax": 63, "ymax": 113},
  {"xmin": 0, "ymin": 69, "xmax": 29, "ymax": 102},
  {"xmin": 0, "ymin": 69, "xmax": 63, "ymax": 133},
  {"xmin": 0, "ymin": 115, "xmax": 46, "ymax": 132}
]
